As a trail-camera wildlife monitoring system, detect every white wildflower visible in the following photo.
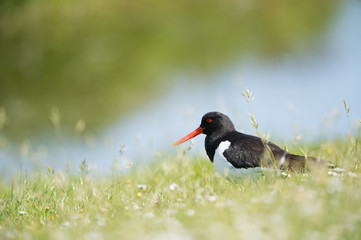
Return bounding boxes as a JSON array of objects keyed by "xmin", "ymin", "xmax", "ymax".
[
  {"xmin": 348, "ymin": 172, "xmax": 358, "ymax": 178},
  {"xmin": 169, "ymin": 183, "xmax": 179, "ymax": 191},
  {"xmin": 137, "ymin": 184, "xmax": 147, "ymax": 190},
  {"xmin": 185, "ymin": 209, "xmax": 195, "ymax": 216},
  {"xmin": 207, "ymin": 195, "xmax": 217, "ymax": 202}
]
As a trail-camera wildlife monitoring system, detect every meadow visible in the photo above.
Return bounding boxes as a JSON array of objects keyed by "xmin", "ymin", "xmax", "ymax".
[{"xmin": 0, "ymin": 132, "xmax": 360, "ymax": 240}]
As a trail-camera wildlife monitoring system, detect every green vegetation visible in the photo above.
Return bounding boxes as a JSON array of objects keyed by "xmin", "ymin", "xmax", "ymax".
[
  {"xmin": 1, "ymin": 134, "xmax": 360, "ymax": 239},
  {"xmin": 0, "ymin": 0, "xmax": 340, "ymax": 139}
]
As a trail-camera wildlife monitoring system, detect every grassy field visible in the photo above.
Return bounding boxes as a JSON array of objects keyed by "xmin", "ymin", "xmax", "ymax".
[{"xmin": 0, "ymin": 134, "xmax": 360, "ymax": 240}]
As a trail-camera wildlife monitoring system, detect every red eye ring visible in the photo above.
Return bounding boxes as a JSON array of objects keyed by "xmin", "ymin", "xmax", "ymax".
[{"xmin": 206, "ymin": 118, "xmax": 212, "ymax": 123}]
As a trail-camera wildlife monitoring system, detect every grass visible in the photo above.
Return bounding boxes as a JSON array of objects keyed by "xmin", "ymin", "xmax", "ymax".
[{"xmin": 0, "ymin": 134, "xmax": 360, "ymax": 240}]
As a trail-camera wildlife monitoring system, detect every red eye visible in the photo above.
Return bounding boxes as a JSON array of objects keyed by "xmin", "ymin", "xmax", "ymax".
[{"xmin": 206, "ymin": 118, "xmax": 212, "ymax": 123}]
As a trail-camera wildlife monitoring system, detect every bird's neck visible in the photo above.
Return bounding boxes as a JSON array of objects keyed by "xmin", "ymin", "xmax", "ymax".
[{"xmin": 205, "ymin": 129, "xmax": 236, "ymax": 162}]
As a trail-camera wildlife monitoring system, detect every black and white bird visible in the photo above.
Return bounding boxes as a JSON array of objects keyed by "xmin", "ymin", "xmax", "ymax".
[{"xmin": 173, "ymin": 112, "xmax": 330, "ymax": 178}]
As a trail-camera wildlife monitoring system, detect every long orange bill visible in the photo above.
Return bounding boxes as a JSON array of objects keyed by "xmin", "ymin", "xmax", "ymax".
[{"xmin": 172, "ymin": 127, "xmax": 204, "ymax": 146}]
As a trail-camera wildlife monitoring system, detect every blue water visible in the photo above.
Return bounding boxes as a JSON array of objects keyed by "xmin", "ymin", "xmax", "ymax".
[{"xmin": 1, "ymin": 0, "xmax": 360, "ymax": 178}]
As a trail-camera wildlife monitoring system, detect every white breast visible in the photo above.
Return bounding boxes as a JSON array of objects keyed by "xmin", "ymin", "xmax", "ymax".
[{"xmin": 213, "ymin": 141, "xmax": 264, "ymax": 179}]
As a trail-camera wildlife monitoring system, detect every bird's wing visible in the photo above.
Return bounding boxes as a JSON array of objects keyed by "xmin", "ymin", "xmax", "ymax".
[{"xmin": 223, "ymin": 134, "xmax": 286, "ymax": 169}]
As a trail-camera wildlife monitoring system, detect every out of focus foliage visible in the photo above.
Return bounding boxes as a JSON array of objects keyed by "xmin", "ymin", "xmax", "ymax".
[{"xmin": 0, "ymin": 0, "xmax": 339, "ymax": 139}]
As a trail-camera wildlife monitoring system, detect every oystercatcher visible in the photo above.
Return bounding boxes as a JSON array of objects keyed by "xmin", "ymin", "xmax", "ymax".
[{"xmin": 173, "ymin": 112, "xmax": 330, "ymax": 178}]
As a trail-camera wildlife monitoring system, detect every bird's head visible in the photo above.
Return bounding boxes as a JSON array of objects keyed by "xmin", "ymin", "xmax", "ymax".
[{"xmin": 173, "ymin": 112, "xmax": 235, "ymax": 146}]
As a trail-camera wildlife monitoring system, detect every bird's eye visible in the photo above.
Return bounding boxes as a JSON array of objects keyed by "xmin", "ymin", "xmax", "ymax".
[{"xmin": 206, "ymin": 118, "xmax": 212, "ymax": 123}]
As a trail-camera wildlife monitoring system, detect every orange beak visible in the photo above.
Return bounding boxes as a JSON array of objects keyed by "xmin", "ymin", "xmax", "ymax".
[{"xmin": 172, "ymin": 127, "xmax": 204, "ymax": 146}]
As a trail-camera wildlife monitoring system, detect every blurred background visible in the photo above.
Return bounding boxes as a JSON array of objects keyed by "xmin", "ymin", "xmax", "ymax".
[{"xmin": 0, "ymin": 0, "xmax": 360, "ymax": 178}]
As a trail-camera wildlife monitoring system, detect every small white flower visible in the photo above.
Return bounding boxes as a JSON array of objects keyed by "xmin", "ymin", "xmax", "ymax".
[
  {"xmin": 169, "ymin": 183, "xmax": 179, "ymax": 191},
  {"xmin": 207, "ymin": 195, "xmax": 217, "ymax": 202},
  {"xmin": 133, "ymin": 203, "xmax": 142, "ymax": 210},
  {"xmin": 328, "ymin": 171, "xmax": 342, "ymax": 177},
  {"xmin": 137, "ymin": 184, "xmax": 147, "ymax": 190},
  {"xmin": 62, "ymin": 221, "xmax": 71, "ymax": 227},
  {"xmin": 19, "ymin": 211, "xmax": 26, "ymax": 215},
  {"xmin": 348, "ymin": 172, "xmax": 358, "ymax": 178},
  {"xmin": 333, "ymin": 168, "xmax": 344, "ymax": 173},
  {"xmin": 185, "ymin": 209, "xmax": 195, "ymax": 216}
]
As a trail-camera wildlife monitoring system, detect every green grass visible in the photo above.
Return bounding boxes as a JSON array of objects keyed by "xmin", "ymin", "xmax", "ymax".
[{"xmin": 0, "ymin": 135, "xmax": 360, "ymax": 240}]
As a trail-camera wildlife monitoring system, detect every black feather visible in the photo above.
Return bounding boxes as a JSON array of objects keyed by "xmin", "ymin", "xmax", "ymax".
[{"xmin": 201, "ymin": 112, "xmax": 332, "ymax": 171}]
